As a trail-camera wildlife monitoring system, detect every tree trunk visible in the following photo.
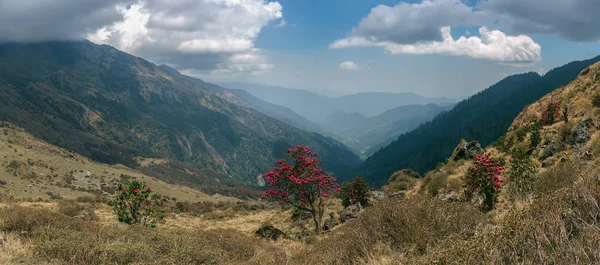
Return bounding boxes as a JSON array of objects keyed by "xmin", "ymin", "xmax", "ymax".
[{"xmin": 312, "ymin": 212, "xmax": 321, "ymax": 234}]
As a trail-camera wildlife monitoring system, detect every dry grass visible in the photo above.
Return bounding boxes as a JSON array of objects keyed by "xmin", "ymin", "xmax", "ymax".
[
  {"xmin": 0, "ymin": 205, "xmax": 289, "ymax": 265},
  {"xmin": 291, "ymin": 194, "xmax": 485, "ymax": 265}
]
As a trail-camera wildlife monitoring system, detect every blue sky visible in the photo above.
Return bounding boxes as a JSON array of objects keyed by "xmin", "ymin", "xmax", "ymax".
[
  {"xmin": 1, "ymin": 0, "xmax": 599, "ymax": 98},
  {"xmin": 244, "ymin": 0, "xmax": 600, "ymax": 97}
]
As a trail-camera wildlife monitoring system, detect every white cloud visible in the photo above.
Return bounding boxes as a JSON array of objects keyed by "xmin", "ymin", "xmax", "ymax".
[
  {"xmin": 332, "ymin": 27, "xmax": 541, "ymax": 63},
  {"xmin": 339, "ymin": 61, "xmax": 361, "ymax": 70},
  {"xmin": 349, "ymin": 0, "xmax": 489, "ymax": 44},
  {"xmin": 331, "ymin": 0, "xmax": 543, "ymax": 63},
  {"xmin": 87, "ymin": 0, "xmax": 282, "ymax": 74}
]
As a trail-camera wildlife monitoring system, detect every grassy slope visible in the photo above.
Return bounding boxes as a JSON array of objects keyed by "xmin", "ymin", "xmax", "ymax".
[{"xmin": 0, "ymin": 121, "xmax": 230, "ymax": 202}]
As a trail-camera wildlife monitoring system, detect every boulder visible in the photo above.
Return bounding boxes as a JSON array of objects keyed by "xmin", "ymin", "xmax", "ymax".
[
  {"xmin": 449, "ymin": 140, "xmax": 483, "ymax": 161},
  {"xmin": 0, "ymin": 179, "xmax": 6, "ymax": 185},
  {"xmin": 339, "ymin": 202, "xmax": 364, "ymax": 223},
  {"xmin": 371, "ymin": 191, "xmax": 387, "ymax": 201},
  {"xmin": 388, "ymin": 191, "xmax": 407, "ymax": 199},
  {"xmin": 542, "ymin": 157, "xmax": 556, "ymax": 168},
  {"xmin": 542, "ymin": 144, "xmax": 557, "ymax": 159},
  {"xmin": 255, "ymin": 224, "xmax": 285, "ymax": 241},
  {"xmin": 567, "ymin": 118, "xmax": 599, "ymax": 149}
]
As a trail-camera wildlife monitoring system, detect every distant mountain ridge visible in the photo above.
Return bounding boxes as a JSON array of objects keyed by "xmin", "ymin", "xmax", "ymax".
[
  {"xmin": 0, "ymin": 41, "xmax": 361, "ymax": 192},
  {"xmin": 317, "ymin": 104, "xmax": 454, "ymax": 155},
  {"xmin": 358, "ymin": 55, "xmax": 600, "ymax": 187},
  {"xmin": 219, "ymin": 82, "xmax": 455, "ymax": 121}
]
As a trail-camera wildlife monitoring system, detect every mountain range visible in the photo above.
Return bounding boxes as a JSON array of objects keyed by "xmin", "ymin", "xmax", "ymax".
[
  {"xmin": 0, "ymin": 41, "xmax": 361, "ymax": 193},
  {"xmin": 219, "ymin": 82, "xmax": 456, "ymax": 120}
]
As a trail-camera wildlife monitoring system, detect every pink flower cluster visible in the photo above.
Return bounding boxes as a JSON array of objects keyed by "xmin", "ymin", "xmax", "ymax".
[
  {"xmin": 540, "ymin": 101, "xmax": 561, "ymax": 125},
  {"xmin": 260, "ymin": 146, "xmax": 339, "ymax": 208},
  {"xmin": 467, "ymin": 153, "xmax": 504, "ymax": 191}
]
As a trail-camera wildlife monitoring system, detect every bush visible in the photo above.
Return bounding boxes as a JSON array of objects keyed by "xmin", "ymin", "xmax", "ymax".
[
  {"xmin": 529, "ymin": 125, "xmax": 541, "ymax": 149},
  {"xmin": 493, "ymin": 135, "xmax": 515, "ymax": 152},
  {"xmin": 465, "ymin": 153, "xmax": 505, "ymax": 210},
  {"xmin": 507, "ymin": 149, "xmax": 537, "ymax": 198},
  {"xmin": 338, "ymin": 175, "xmax": 370, "ymax": 207},
  {"xmin": 108, "ymin": 181, "xmax": 165, "ymax": 227},
  {"xmin": 382, "ymin": 169, "xmax": 420, "ymax": 193},
  {"xmin": 593, "ymin": 93, "xmax": 600, "ymax": 107},
  {"xmin": 540, "ymin": 101, "xmax": 561, "ymax": 126}
]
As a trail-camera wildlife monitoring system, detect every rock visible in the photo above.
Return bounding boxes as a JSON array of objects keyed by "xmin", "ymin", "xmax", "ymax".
[
  {"xmin": 371, "ymin": 191, "xmax": 387, "ymax": 201},
  {"xmin": 339, "ymin": 202, "xmax": 364, "ymax": 223},
  {"xmin": 542, "ymin": 157, "xmax": 556, "ymax": 168},
  {"xmin": 73, "ymin": 215, "xmax": 86, "ymax": 219},
  {"xmin": 567, "ymin": 118, "xmax": 599, "ymax": 149},
  {"xmin": 449, "ymin": 140, "xmax": 483, "ymax": 161},
  {"xmin": 322, "ymin": 212, "xmax": 338, "ymax": 231},
  {"xmin": 583, "ymin": 150, "xmax": 593, "ymax": 160},
  {"xmin": 388, "ymin": 191, "xmax": 407, "ymax": 199},
  {"xmin": 542, "ymin": 144, "xmax": 557, "ymax": 159},
  {"xmin": 442, "ymin": 191, "xmax": 461, "ymax": 202},
  {"xmin": 0, "ymin": 179, "xmax": 6, "ymax": 185},
  {"xmin": 255, "ymin": 224, "xmax": 285, "ymax": 241}
]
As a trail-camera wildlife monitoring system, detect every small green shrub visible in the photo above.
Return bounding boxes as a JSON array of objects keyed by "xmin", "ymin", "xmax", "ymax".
[
  {"xmin": 338, "ymin": 175, "xmax": 370, "ymax": 207},
  {"xmin": 593, "ymin": 94, "xmax": 600, "ymax": 107},
  {"xmin": 493, "ymin": 136, "xmax": 515, "ymax": 152},
  {"xmin": 507, "ymin": 149, "xmax": 537, "ymax": 198},
  {"xmin": 108, "ymin": 181, "xmax": 165, "ymax": 227},
  {"xmin": 529, "ymin": 126, "xmax": 541, "ymax": 149}
]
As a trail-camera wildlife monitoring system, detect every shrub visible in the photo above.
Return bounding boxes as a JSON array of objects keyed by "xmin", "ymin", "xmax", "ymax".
[
  {"xmin": 107, "ymin": 181, "xmax": 165, "ymax": 227},
  {"xmin": 507, "ymin": 149, "xmax": 537, "ymax": 198},
  {"xmin": 338, "ymin": 175, "xmax": 370, "ymax": 207},
  {"xmin": 593, "ymin": 93, "xmax": 600, "ymax": 107},
  {"xmin": 540, "ymin": 101, "xmax": 561, "ymax": 126},
  {"xmin": 493, "ymin": 136, "xmax": 515, "ymax": 152},
  {"xmin": 529, "ymin": 125, "xmax": 541, "ymax": 149},
  {"xmin": 261, "ymin": 145, "xmax": 339, "ymax": 233},
  {"xmin": 465, "ymin": 153, "xmax": 505, "ymax": 210}
]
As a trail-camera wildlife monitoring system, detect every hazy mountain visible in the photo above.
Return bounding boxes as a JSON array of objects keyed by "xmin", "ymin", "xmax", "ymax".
[
  {"xmin": 358, "ymin": 55, "xmax": 600, "ymax": 187},
  {"xmin": 317, "ymin": 104, "xmax": 454, "ymax": 155},
  {"xmin": 0, "ymin": 41, "xmax": 361, "ymax": 190},
  {"xmin": 219, "ymin": 82, "xmax": 456, "ymax": 121}
]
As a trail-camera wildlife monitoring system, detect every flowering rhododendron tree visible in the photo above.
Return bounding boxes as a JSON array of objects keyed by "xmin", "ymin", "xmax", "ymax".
[
  {"xmin": 261, "ymin": 146, "xmax": 339, "ymax": 233},
  {"xmin": 339, "ymin": 175, "xmax": 370, "ymax": 207},
  {"xmin": 465, "ymin": 153, "xmax": 505, "ymax": 210},
  {"xmin": 540, "ymin": 101, "xmax": 561, "ymax": 125},
  {"xmin": 108, "ymin": 181, "xmax": 165, "ymax": 227}
]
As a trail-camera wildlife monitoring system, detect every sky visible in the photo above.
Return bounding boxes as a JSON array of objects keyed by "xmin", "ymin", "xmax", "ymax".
[{"xmin": 0, "ymin": 0, "xmax": 599, "ymax": 98}]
